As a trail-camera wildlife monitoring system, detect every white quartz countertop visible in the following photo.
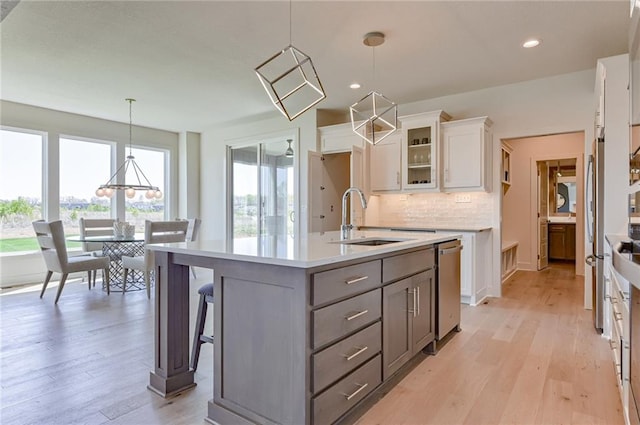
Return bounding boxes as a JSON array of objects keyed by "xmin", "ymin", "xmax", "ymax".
[
  {"xmin": 360, "ymin": 225, "xmax": 491, "ymax": 232},
  {"xmin": 147, "ymin": 230, "xmax": 462, "ymax": 268},
  {"xmin": 547, "ymin": 217, "xmax": 576, "ymax": 224}
]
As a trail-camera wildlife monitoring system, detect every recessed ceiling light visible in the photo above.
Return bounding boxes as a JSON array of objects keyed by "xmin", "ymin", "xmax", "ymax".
[
  {"xmin": 350, "ymin": 83, "xmax": 361, "ymax": 89},
  {"xmin": 522, "ymin": 39, "xmax": 541, "ymax": 48}
]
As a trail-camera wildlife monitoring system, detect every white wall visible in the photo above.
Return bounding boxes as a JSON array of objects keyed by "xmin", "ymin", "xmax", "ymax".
[{"xmin": 0, "ymin": 100, "xmax": 180, "ymax": 287}]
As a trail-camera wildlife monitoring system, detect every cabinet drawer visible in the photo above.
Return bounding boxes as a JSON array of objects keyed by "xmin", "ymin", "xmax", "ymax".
[
  {"xmin": 312, "ymin": 322, "xmax": 381, "ymax": 394},
  {"xmin": 312, "ymin": 260, "xmax": 381, "ymax": 306},
  {"xmin": 313, "ymin": 354, "xmax": 381, "ymax": 425},
  {"xmin": 549, "ymin": 224, "xmax": 565, "ymax": 232},
  {"xmin": 383, "ymin": 248, "xmax": 434, "ymax": 283},
  {"xmin": 312, "ymin": 289, "xmax": 381, "ymax": 349}
]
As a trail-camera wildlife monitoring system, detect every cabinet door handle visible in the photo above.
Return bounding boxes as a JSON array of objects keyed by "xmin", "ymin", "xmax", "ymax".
[
  {"xmin": 345, "ymin": 276, "xmax": 368, "ymax": 285},
  {"xmin": 345, "ymin": 310, "xmax": 368, "ymax": 321},
  {"xmin": 619, "ymin": 290, "xmax": 628, "ymax": 302},
  {"xmin": 614, "ymin": 311, "xmax": 623, "ymax": 321},
  {"xmin": 416, "ymin": 286, "xmax": 420, "ymax": 316},
  {"xmin": 342, "ymin": 346, "xmax": 369, "ymax": 361},
  {"xmin": 342, "ymin": 382, "xmax": 368, "ymax": 401},
  {"xmin": 610, "ymin": 340, "xmax": 618, "ymax": 350}
]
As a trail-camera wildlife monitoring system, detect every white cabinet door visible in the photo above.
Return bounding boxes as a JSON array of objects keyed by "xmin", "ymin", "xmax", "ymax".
[
  {"xmin": 370, "ymin": 134, "xmax": 401, "ymax": 192},
  {"xmin": 318, "ymin": 123, "xmax": 363, "ymax": 154},
  {"xmin": 441, "ymin": 117, "xmax": 492, "ymax": 192}
]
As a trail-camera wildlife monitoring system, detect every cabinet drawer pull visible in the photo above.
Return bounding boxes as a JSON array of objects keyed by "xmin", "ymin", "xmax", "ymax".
[
  {"xmin": 614, "ymin": 311, "xmax": 623, "ymax": 321},
  {"xmin": 345, "ymin": 276, "xmax": 368, "ymax": 285},
  {"xmin": 416, "ymin": 286, "xmax": 420, "ymax": 316},
  {"xmin": 610, "ymin": 340, "xmax": 618, "ymax": 350},
  {"xmin": 619, "ymin": 290, "xmax": 628, "ymax": 302},
  {"xmin": 342, "ymin": 346, "xmax": 369, "ymax": 361},
  {"xmin": 342, "ymin": 382, "xmax": 368, "ymax": 401},
  {"xmin": 345, "ymin": 310, "xmax": 369, "ymax": 321}
]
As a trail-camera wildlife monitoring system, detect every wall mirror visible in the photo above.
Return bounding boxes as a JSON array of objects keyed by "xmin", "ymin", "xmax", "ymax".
[{"xmin": 548, "ymin": 159, "xmax": 577, "ymax": 215}]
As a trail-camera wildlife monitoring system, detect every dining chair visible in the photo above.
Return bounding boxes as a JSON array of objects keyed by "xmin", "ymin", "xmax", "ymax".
[
  {"xmin": 32, "ymin": 220, "xmax": 111, "ymax": 303},
  {"xmin": 177, "ymin": 218, "xmax": 202, "ymax": 278},
  {"xmin": 79, "ymin": 218, "xmax": 115, "ymax": 287},
  {"xmin": 122, "ymin": 220, "xmax": 189, "ymax": 298}
]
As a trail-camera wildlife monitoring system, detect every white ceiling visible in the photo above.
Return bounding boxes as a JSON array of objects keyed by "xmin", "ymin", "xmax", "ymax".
[{"xmin": 0, "ymin": 1, "xmax": 630, "ymax": 133}]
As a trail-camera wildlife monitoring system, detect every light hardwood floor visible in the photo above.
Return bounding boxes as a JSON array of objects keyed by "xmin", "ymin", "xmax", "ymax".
[{"xmin": 0, "ymin": 263, "xmax": 624, "ymax": 425}]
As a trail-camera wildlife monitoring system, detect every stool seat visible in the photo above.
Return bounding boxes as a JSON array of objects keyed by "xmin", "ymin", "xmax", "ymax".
[{"xmin": 191, "ymin": 282, "xmax": 214, "ymax": 372}]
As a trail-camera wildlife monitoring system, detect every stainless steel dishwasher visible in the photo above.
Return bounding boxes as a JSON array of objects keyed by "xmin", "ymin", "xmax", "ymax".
[{"xmin": 435, "ymin": 239, "xmax": 462, "ymax": 345}]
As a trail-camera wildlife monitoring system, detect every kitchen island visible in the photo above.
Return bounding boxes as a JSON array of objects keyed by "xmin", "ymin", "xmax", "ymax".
[{"xmin": 147, "ymin": 230, "xmax": 461, "ymax": 425}]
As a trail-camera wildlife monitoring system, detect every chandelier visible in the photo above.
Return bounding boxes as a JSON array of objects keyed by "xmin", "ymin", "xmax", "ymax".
[
  {"xmin": 350, "ymin": 32, "xmax": 398, "ymax": 145},
  {"xmin": 254, "ymin": 0, "xmax": 325, "ymax": 121},
  {"xmin": 95, "ymin": 99, "xmax": 162, "ymax": 199}
]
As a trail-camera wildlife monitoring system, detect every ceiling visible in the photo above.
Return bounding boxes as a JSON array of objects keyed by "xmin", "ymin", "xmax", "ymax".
[{"xmin": 0, "ymin": 1, "xmax": 631, "ymax": 133}]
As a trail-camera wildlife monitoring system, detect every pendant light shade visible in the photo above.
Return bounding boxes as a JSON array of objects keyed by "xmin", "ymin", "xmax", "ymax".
[
  {"xmin": 254, "ymin": 1, "xmax": 325, "ymax": 121},
  {"xmin": 285, "ymin": 138, "xmax": 294, "ymax": 158},
  {"xmin": 96, "ymin": 99, "xmax": 162, "ymax": 199},
  {"xmin": 350, "ymin": 32, "xmax": 398, "ymax": 145}
]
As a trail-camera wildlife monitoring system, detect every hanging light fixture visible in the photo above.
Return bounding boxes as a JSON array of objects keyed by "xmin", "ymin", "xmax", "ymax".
[
  {"xmin": 254, "ymin": 0, "xmax": 326, "ymax": 121},
  {"xmin": 285, "ymin": 139, "xmax": 294, "ymax": 158},
  {"xmin": 95, "ymin": 99, "xmax": 162, "ymax": 200},
  {"xmin": 350, "ymin": 32, "xmax": 398, "ymax": 145}
]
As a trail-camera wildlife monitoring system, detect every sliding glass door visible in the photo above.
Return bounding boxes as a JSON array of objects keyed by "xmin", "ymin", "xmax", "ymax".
[{"xmin": 228, "ymin": 137, "xmax": 297, "ymax": 246}]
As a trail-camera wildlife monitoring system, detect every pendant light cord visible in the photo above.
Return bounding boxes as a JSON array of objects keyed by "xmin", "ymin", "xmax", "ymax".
[{"xmin": 126, "ymin": 98, "xmax": 135, "ymax": 157}]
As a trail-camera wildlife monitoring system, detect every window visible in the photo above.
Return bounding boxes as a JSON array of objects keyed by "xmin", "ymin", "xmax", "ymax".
[
  {"xmin": 0, "ymin": 128, "xmax": 43, "ymax": 253},
  {"xmin": 125, "ymin": 147, "xmax": 167, "ymax": 229},
  {"xmin": 59, "ymin": 137, "xmax": 113, "ymax": 237}
]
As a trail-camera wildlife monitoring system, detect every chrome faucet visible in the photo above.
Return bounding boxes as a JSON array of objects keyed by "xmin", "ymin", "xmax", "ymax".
[{"xmin": 341, "ymin": 187, "xmax": 367, "ymax": 240}]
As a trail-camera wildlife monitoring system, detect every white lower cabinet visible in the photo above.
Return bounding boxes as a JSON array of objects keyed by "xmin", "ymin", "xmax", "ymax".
[
  {"xmin": 605, "ymin": 241, "xmax": 630, "ymax": 424},
  {"xmin": 436, "ymin": 230, "xmax": 492, "ymax": 305}
]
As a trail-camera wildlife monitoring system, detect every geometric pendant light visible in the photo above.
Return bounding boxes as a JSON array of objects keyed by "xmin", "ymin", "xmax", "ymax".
[
  {"xmin": 95, "ymin": 99, "xmax": 162, "ymax": 200},
  {"xmin": 254, "ymin": 1, "xmax": 326, "ymax": 121},
  {"xmin": 350, "ymin": 32, "xmax": 398, "ymax": 145}
]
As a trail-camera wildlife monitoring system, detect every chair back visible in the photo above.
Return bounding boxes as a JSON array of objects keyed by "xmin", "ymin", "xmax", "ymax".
[
  {"xmin": 79, "ymin": 218, "xmax": 115, "ymax": 252},
  {"xmin": 144, "ymin": 220, "xmax": 189, "ymax": 268},
  {"xmin": 32, "ymin": 220, "xmax": 68, "ymax": 273},
  {"xmin": 177, "ymin": 218, "xmax": 202, "ymax": 242}
]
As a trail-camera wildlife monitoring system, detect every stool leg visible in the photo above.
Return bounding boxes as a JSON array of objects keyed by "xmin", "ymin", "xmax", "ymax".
[{"xmin": 190, "ymin": 294, "xmax": 208, "ymax": 372}]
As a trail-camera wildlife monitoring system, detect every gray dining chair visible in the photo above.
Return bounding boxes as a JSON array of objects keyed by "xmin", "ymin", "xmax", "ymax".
[
  {"xmin": 177, "ymin": 217, "xmax": 202, "ymax": 278},
  {"xmin": 32, "ymin": 220, "xmax": 111, "ymax": 303},
  {"xmin": 122, "ymin": 220, "xmax": 189, "ymax": 298},
  {"xmin": 79, "ymin": 218, "xmax": 115, "ymax": 287}
]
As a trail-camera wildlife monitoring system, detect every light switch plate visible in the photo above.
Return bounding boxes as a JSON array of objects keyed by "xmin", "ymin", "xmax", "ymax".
[{"xmin": 455, "ymin": 194, "xmax": 472, "ymax": 203}]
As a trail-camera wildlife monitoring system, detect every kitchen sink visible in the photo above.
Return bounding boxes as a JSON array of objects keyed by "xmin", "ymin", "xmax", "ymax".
[{"xmin": 335, "ymin": 238, "xmax": 411, "ymax": 246}]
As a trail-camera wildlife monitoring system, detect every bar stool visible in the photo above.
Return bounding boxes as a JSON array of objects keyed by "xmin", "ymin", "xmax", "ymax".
[{"xmin": 191, "ymin": 283, "xmax": 214, "ymax": 372}]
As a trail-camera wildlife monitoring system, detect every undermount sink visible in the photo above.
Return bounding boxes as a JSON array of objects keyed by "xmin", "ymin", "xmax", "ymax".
[{"xmin": 335, "ymin": 238, "xmax": 412, "ymax": 246}]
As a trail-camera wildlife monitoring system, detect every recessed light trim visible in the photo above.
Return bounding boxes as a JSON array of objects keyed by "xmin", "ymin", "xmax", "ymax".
[
  {"xmin": 350, "ymin": 83, "xmax": 361, "ymax": 89},
  {"xmin": 523, "ymin": 39, "xmax": 541, "ymax": 48}
]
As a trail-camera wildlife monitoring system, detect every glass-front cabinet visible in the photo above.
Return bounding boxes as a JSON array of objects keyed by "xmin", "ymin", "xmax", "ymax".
[{"xmin": 400, "ymin": 111, "xmax": 450, "ymax": 190}]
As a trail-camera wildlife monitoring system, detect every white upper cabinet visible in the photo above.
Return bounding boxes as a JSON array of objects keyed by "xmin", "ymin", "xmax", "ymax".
[
  {"xmin": 441, "ymin": 117, "xmax": 493, "ymax": 192},
  {"xmin": 318, "ymin": 123, "xmax": 364, "ymax": 154},
  {"xmin": 370, "ymin": 133, "xmax": 402, "ymax": 192},
  {"xmin": 400, "ymin": 111, "xmax": 450, "ymax": 191}
]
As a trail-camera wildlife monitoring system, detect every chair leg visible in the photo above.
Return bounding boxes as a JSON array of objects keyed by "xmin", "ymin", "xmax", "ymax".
[
  {"xmin": 104, "ymin": 268, "xmax": 110, "ymax": 295},
  {"xmin": 40, "ymin": 271, "xmax": 53, "ymax": 298},
  {"xmin": 122, "ymin": 268, "xmax": 128, "ymax": 294},
  {"xmin": 190, "ymin": 294, "xmax": 208, "ymax": 372},
  {"xmin": 54, "ymin": 274, "xmax": 69, "ymax": 304},
  {"xmin": 145, "ymin": 271, "xmax": 151, "ymax": 299},
  {"xmin": 87, "ymin": 271, "xmax": 92, "ymax": 290}
]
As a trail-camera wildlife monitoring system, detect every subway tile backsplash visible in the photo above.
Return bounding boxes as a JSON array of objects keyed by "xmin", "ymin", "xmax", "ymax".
[{"xmin": 364, "ymin": 192, "xmax": 494, "ymax": 228}]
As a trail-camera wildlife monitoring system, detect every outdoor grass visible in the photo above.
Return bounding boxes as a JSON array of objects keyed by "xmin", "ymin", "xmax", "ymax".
[{"xmin": 0, "ymin": 237, "xmax": 81, "ymax": 253}]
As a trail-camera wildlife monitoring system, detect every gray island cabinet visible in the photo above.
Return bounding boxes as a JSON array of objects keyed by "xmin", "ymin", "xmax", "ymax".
[{"xmin": 146, "ymin": 230, "xmax": 460, "ymax": 425}]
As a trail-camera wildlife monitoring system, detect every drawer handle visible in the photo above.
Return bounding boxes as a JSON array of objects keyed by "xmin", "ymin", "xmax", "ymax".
[
  {"xmin": 614, "ymin": 311, "xmax": 623, "ymax": 321},
  {"xmin": 345, "ymin": 310, "xmax": 369, "ymax": 321},
  {"xmin": 342, "ymin": 382, "xmax": 368, "ymax": 401},
  {"xmin": 610, "ymin": 340, "xmax": 618, "ymax": 350},
  {"xmin": 342, "ymin": 346, "xmax": 368, "ymax": 361},
  {"xmin": 345, "ymin": 276, "xmax": 369, "ymax": 285},
  {"xmin": 619, "ymin": 290, "xmax": 628, "ymax": 302}
]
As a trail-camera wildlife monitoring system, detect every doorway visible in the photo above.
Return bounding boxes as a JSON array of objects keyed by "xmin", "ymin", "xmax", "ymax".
[{"xmin": 501, "ymin": 131, "xmax": 585, "ymax": 277}]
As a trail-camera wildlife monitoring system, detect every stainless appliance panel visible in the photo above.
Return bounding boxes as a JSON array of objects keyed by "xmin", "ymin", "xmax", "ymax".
[
  {"xmin": 586, "ymin": 138, "xmax": 605, "ymax": 333},
  {"xmin": 436, "ymin": 240, "xmax": 461, "ymax": 340}
]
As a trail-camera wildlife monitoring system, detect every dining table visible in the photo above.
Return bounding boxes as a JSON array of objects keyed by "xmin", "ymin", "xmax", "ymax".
[{"xmin": 67, "ymin": 234, "xmax": 146, "ymax": 292}]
